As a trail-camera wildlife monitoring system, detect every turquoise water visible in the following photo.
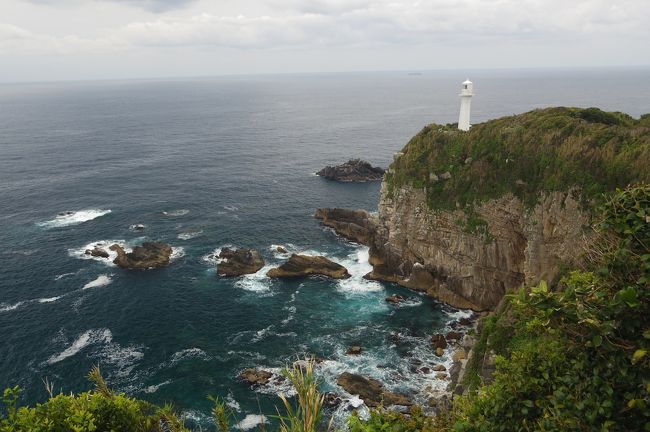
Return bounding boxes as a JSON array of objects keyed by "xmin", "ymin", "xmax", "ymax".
[{"xmin": 1, "ymin": 69, "xmax": 649, "ymax": 429}]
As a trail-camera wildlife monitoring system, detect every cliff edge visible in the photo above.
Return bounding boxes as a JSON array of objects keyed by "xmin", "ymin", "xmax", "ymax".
[{"xmin": 318, "ymin": 107, "xmax": 650, "ymax": 310}]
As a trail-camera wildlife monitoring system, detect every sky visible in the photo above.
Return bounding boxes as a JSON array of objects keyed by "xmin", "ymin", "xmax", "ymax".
[{"xmin": 1, "ymin": 0, "xmax": 649, "ymax": 82}]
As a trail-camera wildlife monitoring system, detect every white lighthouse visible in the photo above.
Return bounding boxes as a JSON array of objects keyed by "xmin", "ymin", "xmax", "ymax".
[{"xmin": 458, "ymin": 79, "xmax": 474, "ymax": 131}]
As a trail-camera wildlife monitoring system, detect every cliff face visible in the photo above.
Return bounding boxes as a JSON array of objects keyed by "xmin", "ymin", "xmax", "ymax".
[
  {"xmin": 317, "ymin": 107, "xmax": 649, "ymax": 310},
  {"xmin": 366, "ymin": 184, "xmax": 592, "ymax": 310}
]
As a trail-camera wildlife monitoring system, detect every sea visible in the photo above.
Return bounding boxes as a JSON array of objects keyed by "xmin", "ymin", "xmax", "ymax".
[{"xmin": 1, "ymin": 68, "xmax": 649, "ymax": 429}]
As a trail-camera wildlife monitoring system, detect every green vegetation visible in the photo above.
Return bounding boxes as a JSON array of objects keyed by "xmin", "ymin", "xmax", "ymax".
[
  {"xmin": 349, "ymin": 184, "xmax": 650, "ymax": 431},
  {"xmin": 1, "ymin": 361, "xmax": 327, "ymax": 432},
  {"xmin": 386, "ymin": 108, "xmax": 650, "ymax": 210}
]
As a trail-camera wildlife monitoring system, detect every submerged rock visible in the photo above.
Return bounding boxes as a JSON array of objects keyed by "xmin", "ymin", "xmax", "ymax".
[
  {"xmin": 266, "ymin": 254, "xmax": 350, "ymax": 279},
  {"xmin": 346, "ymin": 346, "xmax": 363, "ymax": 355},
  {"xmin": 111, "ymin": 242, "xmax": 172, "ymax": 270},
  {"xmin": 336, "ymin": 372, "xmax": 412, "ymax": 407},
  {"xmin": 316, "ymin": 159, "xmax": 384, "ymax": 182},
  {"xmin": 385, "ymin": 294, "xmax": 405, "ymax": 304},
  {"xmin": 217, "ymin": 247, "xmax": 265, "ymax": 277}
]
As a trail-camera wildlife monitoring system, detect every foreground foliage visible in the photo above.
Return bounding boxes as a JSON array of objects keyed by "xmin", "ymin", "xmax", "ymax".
[{"xmin": 1, "ymin": 361, "xmax": 325, "ymax": 432}]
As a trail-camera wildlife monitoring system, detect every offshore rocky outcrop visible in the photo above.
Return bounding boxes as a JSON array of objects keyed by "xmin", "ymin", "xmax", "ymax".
[
  {"xmin": 267, "ymin": 254, "xmax": 351, "ymax": 279},
  {"xmin": 111, "ymin": 242, "xmax": 172, "ymax": 270},
  {"xmin": 317, "ymin": 108, "xmax": 650, "ymax": 310},
  {"xmin": 316, "ymin": 159, "xmax": 384, "ymax": 182},
  {"xmin": 217, "ymin": 247, "xmax": 264, "ymax": 277}
]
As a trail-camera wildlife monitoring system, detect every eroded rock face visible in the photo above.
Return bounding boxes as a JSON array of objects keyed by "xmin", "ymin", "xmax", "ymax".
[
  {"xmin": 368, "ymin": 185, "xmax": 593, "ymax": 310},
  {"xmin": 336, "ymin": 372, "xmax": 411, "ymax": 407},
  {"xmin": 111, "ymin": 242, "xmax": 172, "ymax": 270},
  {"xmin": 316, "ymin": 159, "xmax": 384, "ymax": 182},
  {"xmin": 314, "ymin": 208, "xmax": 377, "ymax": 245},
  {"xmin": 266, "ymin": 254, "xmax": 351, "ymax": 279},
  {"xmin": 316, "ymin": 184, "xmax": 593, "ymax": 311},
  {"xmin": 217, "ymin": 247, "xmax": 264, "ymax": 277}
]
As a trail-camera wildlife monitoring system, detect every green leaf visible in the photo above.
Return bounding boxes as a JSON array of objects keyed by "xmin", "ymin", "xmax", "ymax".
[
  {"xmin": 632, "ymin": 349, "xmax": 647, "ymax": 364},
  {"xmin": 616, "ymin": 287, "xmax": 640, "ymax": 307},
  {"xmin": 592, "ymin": 335, "xmax": 603, "ymax": 347}
]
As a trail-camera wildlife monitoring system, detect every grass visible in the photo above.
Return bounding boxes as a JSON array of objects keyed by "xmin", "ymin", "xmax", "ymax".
[{"xmin": 385, "ymin": 107, "xmax": 650, "ymax": 212}]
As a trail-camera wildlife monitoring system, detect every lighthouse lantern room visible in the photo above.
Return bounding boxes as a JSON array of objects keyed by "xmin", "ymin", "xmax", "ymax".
[{"xmin": 458, "ymin": 79, "xmax": 474, "ymax": 131}]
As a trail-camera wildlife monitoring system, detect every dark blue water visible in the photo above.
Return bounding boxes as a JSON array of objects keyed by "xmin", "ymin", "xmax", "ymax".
[{"xmin": 1, "ymin": 69, "xmax": 649, "ymax": 429}]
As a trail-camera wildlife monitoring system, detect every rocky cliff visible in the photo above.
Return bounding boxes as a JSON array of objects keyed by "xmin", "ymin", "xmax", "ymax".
[{"xmin": 317, "ymin": 107, "xmax": 650, "ymax": 310}]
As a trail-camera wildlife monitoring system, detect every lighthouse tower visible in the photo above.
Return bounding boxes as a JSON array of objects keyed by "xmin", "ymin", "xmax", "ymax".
[{"xmin": 458, "ymin": 79, "xmax": 474, "ymax": 131}]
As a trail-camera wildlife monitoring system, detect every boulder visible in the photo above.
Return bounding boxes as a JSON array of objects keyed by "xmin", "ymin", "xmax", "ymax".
[
  {"xmin": 347, "ymin": 346, "xmax": 363, "ymax": 355},
  {"xmin": 385, "ymin": 294, "xmax": 405, "ymax": 304},
  {"xmin": 276, "ymin": 246, "xmax": 288, "ymax": 253},
  {"xmin": 435, "ymin": 347, "xmax": 445, "ymax": 357},
  {"xmin": 240, "ymin": 368, "xmax": 273, "ymax": 386},
  {"xmin": 446, "ymin": 331, "xmax": 463, "ymax": 341},
  {"xmin": 267, "ymin": 254, "xmax": 351, "ymax": 279},
  {"xmin": 316, "ymin": 159, "xmax": 384, "ymax": 182},
  {"xmin": 431, "ymin": 334, "xmax": 448, "ymax": 350},
  {"xmin": 111, "ymin": 242, "xmax": 172, "ymax": 270},
  {"xmin": 336, "ymin": 372, "xmax": 411, "ymax": 407},
  {"xmin": 452, "ymin": 350, "xmax": 467, "ymax": 361},
  {"xmin": 323, "ymin": 392, "xmax": 343, "ymax": 407},
  {"xmin": 432, "ymin": 364, "xmax": 446, "ymax": 372},
  {"xmin": 439, "ymin": 171, "xmax": 452, "ymax": 180},
  {"xmin": 458, "ymin": 317, "xmax": 473, "ymax": 326},
  {"xmin": 419, "ymin": 367, "xmax": 431, "ymax": 374},
  {"xmin": 85, "ymin": 246, "xmax": 109, "ymax": 259},
  {"xmin": 435, "ymin": 373, "xmax": 447, "ymax": 380},
  {"xmin": 217, "ymin": 247, "xmax": 265, "ymax": 277}
]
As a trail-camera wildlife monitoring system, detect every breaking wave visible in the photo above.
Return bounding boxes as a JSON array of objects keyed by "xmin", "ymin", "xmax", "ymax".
[{"xmin": 37, "ymin": 209, "xmax": 111, "ymax": 228}]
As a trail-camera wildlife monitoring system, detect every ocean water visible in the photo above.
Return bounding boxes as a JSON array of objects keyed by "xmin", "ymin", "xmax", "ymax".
[{"xmin": 1, "ymin": 68, "xmax": 649, "ymax": 429}]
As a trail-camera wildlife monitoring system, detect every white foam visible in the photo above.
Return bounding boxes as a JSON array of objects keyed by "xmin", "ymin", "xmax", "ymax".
[
  {"xmin": 235, "ymin": 414, "xmax": 268, "ymax": 431},
  {"xmin": 54, "ymin": 272, "xmax": 75, "ymax": 281},
  {"xmin": 144, "ymin": 380, "xmax": 171, "ymax": 394},
  {"xmin": 38, "ymin": 296, "xmax": 62, "ymax": 303},
  {"xmin": 336, "ymin": 247, "xmax": 383, "ymax": 294},
  {"xmin": 68, "ymin": 240, "xmax": 129, "ymax": 266},
  {"xmin": 163, "ymin": 209, "xmax": 189, "ymax": 217},
  {"xmin": 202, "ymin": 247, "xmax": 230, "ymax": 266},
  {"xmin": 46, "ymin": 328, "xmax": 144, "ymax": 377},
  {"xmin": 178, "ymin": 230, "xmax": 203, "ymax": 240},
  {"xmin": 170, "ymin": 348, "xmax": 209, "ymax": 364},
  {"xmin": 234, "ymin": 264, "xmax": 274, "ymax": 293},
  {"xmin": 0, "ymin": 301, "xmax": 25, "ymax": 312},
  {"xmin": 82, "ymin": 274, "xmax": 112, "ymax": 290},
  {"xmin": 38, "ymin": 209, "xmax": 111, "ymax": 228},
  {"xmin": 47, "ymin": 329, "xmax": 112, "ymax": 364},
  {"xmin": 226, "ymin": 393, "xmax": 241, "ymax": 412},
  {"xmin": 170, "ymin": 247, "xmax": 185, "ymax": 260},
  {"xmin": 223, "ymin": 205, "xmax": 239, "ymax": 212}
]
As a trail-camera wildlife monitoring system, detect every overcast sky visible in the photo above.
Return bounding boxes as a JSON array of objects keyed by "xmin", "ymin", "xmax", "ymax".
[{"xmin": 1, "ymin": 0, "xmax": 648, "ymax": 82}]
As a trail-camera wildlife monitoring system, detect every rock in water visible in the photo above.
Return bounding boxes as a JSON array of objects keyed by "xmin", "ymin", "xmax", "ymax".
[
  {"xmin": 217, "ymin": 247, "xmax": 264, "ymax": 277},
  {"xmin": 266, "ymin": 254, "xmax": 351, "ymax": 279},
  {"xmin": 314, "ymin": 208, "xmax": 377, "ymax": 245},
  {"xmin": 336, "ymin": 372, "xmax": 411, "ymax": 407},
  {"xmin": 316, "ymin": 159, "xmax": 384, "ymax": 182},
  {"xmin": 240, "ymin": 368, "xmax": 273, "ymax": 386},
  {"xmin": 111, "ymin": 242, "xmax": 172, "ymax": 270},
  {"xmin": 85, "ymin": 246, "xmax": 109, "ymax": 258}
]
